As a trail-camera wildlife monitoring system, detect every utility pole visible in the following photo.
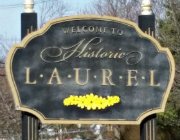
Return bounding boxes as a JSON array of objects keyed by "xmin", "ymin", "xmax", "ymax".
[
  {"xmin": 21, "ymin": 0, "xmax": 39, "ymax": 140},
  {"xmin": 138, "ymin": 0, "xmax": 156, "ymax": 140}
]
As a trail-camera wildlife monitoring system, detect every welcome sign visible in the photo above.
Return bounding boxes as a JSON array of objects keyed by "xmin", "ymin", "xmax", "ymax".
[{"xmin": 6, "ymin": 16, "xmax": 175, "ymax": 124}]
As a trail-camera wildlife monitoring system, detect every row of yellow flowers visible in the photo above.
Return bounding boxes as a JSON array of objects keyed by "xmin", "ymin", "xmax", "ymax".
[{"xmin": 63, "ymin": 93, "xmax": 120, "ymax": 110}]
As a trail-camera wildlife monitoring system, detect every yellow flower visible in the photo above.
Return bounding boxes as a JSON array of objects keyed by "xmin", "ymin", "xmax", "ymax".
[
  {"xmin": 84, "ymin": 97, "xmax": 94, "ymax": 110},
  {"xmin": 63, "ymin": 98, "xmax": 70, "ymax": 106},
  {"xmin": 63, "ymin": 93, "xmax": 121, "ymax": 110},
  {"xmin": 77, "ymin": 101, "xmax": 85, "ymax": 109}
]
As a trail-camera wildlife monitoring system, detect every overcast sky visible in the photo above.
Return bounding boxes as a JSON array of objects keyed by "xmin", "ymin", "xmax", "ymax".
[{"xmin": 0, "ymin": 0, "xmax": 92, "ymax": 40}]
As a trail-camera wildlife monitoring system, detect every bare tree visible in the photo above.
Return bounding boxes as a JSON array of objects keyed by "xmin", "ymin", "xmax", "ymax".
[
  {"xmin": 0, "ymin": 66, "xmax": 21, "ymax": 138},
  {"xmin": 82, "ymin": 0, "xmax": 166, "ymax": 22},
  {"xmin": 0, "ymin": 35, "xmax": 19, "ymax": 63},
  {"xmin": 152, "ymin": 0, "xmax": 166, "ymax": 19},
  {"xmin": 167, "ymin": 0, "xmax": 180, "ymax": 36},
  {"xmin": 39, "ymin": 0, "xmax": 68, "ymax": 27},
  {"xmin": 82, "ymin": 0, "xmax": 141, "ymax": 22}
]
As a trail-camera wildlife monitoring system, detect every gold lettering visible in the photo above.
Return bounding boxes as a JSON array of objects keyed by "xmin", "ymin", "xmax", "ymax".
[
  {"xmin": 76, "ymin": 26, "xmax": 81, "ymax": 33},
  {"xmin": 48, "ymin": 68, "xmax": 62, "ymax": 85},
  {"xmin": 149, "ymin": 70, "xmax": 160, "ymax": 87},
  {"xmin": 77, "ymin": 37, "xmax": 102, "ymax": 58},
  {"xmin": 117, "ymin": 29, "xmax": 123, "ymax": 35},
  {"xmin": 103, "ymin": 27, "xmax": 108, "ymax": 33},
  {"xmin": 101, "ymin": 69, "xmax": 115, "ymax": 86},
  {"xmin": 63, "ymin": 28, "xmax": 69, "ymax": 34},
  {"xmin": 127, "ymin": 70, "xmax": 138, "ymax": 86},
  {"xmin": 89, "ymin": 26, "xmax": 95, "ymax": 32},
  {"xmin": 72, "ymin": 26, "xmax": 76, "ymax": 33},
  {"xmin": 95, "ymin": 26, "xmax": 103, "ymax": 33},
  {"xmin": 62, "ymin": 39, "xmax": 85, "ymax": 60},
  {"xmin": 100, "ymin": 52, "xmax": 108, "ymax": 58},
  {"xmin": 25, "ymin": 67, "xmax": 37, "ymax": 84},
  {"xmin": 82, "ymin": 26, "xmax": 88, "ymax": 32},
  {"xmin": 94, "ymin": 48, "xmax": 104, "ymax": 58},
  {"xmin": 74, "ymin": 68, "xmax": 90, "ymax": 85},
  {"xmin": 111, "ymin": 28, "xmax": 116, "ymax": 34}
]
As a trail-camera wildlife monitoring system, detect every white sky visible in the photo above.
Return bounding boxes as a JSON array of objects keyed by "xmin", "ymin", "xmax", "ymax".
[{"xmin": 0, "ymin": 0, "xmax": 93, "ymax": 40}]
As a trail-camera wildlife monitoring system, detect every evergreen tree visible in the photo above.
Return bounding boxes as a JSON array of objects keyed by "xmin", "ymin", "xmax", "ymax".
[{"xmin": 157, "ymin": 0, "xmax": 180, "ymax": 139}]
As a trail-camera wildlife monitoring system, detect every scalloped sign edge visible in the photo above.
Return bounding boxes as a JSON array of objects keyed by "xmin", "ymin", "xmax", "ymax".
[{"xmin": 5, "ymin": 15, "xmax": 175, "ymax": 125}]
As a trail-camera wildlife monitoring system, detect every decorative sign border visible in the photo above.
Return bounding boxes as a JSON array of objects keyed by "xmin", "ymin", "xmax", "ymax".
[{"xmin": 6, "ymin": 15, "xmax": 175, "ymax": 124}]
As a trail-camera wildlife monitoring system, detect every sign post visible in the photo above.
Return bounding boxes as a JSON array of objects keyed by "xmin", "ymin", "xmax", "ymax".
[
  {"xmin": 21, "ymin": 0, "xmax": 39, "ymax": 140},
  {"xmin": 138, "ymin": 1, "xmax": 156, "ymax": 140}
]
